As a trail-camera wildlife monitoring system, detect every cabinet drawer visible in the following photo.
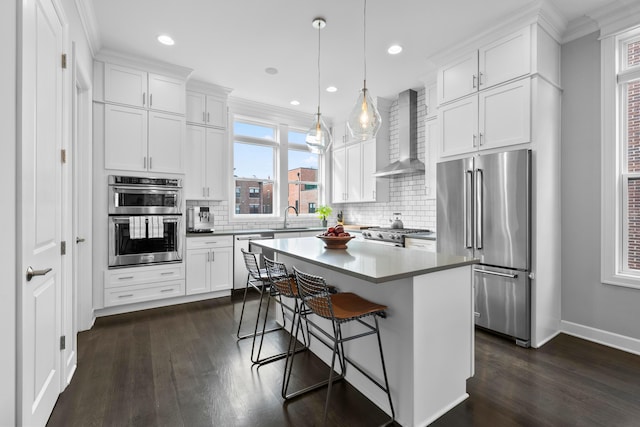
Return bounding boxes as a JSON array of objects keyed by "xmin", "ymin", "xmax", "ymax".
[
  {"xmin": 105, "ymin": 280, "xmax": 185, "ymax": 307},
  {"xmin": 405, "ymin": 238, "xmax": 436, "ymax": 251},
  {"xmin": 187, "ymin": 235, "xmax": 233, "ymax": 249},
  {"xmin": 105, "ymin": 264, "xmax": 185, "ymax": 289}
]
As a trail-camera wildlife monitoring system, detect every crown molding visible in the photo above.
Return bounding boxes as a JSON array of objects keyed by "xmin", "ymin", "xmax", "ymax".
[
  {"xmin": 590, "ymin": 0, "xmax": 640, "ymax": 39},
  {"xmin": 74, "ymin": 0, "xmax": 101, "ymax": 56},
  {"xmin": 186, "ymin": 80, "xmax": 233, "ymax": 96},
  {"xmin": 95, "ymin": 49, "xmax": 194, "ymax": 79},
  {"xmin": 228, "ymin": 97, "xmax": 317, "ymax": 129}
]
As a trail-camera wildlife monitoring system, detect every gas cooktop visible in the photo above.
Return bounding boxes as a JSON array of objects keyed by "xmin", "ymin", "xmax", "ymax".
[{"xmin": 362, "ymin": 227, "xmax": 432, "ymax": 244}]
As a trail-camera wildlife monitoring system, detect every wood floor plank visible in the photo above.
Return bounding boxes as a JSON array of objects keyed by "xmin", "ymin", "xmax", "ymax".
[{"xmin": 47, "ymin": 296, "xmax": 640, "ymax": 427}]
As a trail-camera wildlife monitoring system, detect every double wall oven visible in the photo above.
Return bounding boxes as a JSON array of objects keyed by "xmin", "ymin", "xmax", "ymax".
[{"xmin": 108, "ymin": 175, "xmax": 183, "ymax": 268}]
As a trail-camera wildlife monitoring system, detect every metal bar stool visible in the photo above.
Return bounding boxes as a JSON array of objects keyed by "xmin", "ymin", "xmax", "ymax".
[
  {"xmin": 250, "ymin": 257, "xmax": 311, "ymax": 367},
  {"xmin": 286, "ymin": 266, "xmax": 395, "ymax": 426},
  {"xmin": 236, "ymin": 248, "xmax": 286, "ymax": 342}
]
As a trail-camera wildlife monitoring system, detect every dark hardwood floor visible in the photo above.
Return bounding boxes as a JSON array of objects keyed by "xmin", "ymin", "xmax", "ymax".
[{"xmin": 47, "ymin": 294, "xmax": 640, "ymax": 427}]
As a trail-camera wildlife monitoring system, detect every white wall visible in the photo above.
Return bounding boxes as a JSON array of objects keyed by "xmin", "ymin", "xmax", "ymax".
[
  {"xmin": 1, "ymin": 2, "xmax": 16, "ymax": 425},
  {"xmin": 561, "ymin": 31, "xmax": 640, "ymax": 344}
]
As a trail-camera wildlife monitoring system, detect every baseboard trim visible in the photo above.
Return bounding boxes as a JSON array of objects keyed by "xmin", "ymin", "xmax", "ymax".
[
  {"xmin": 532, "ymin": 329, "xmax": 562, "ymax": 348},
  {"xmin": 561, "ymin": 320, "xmax": 640, "ymax": 356},
  {"xmin": 418, "ymin": 393, "xmax": 469, "ymax": 427}
]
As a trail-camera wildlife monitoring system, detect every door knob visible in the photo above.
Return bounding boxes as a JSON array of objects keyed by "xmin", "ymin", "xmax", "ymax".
[
  {"xmin": 76, "ymin": 237, "xmax": 86, "ymax": 244},
  {"xmin": 26, "ymin": 266, "xmax": 52, "ymax": 281}
]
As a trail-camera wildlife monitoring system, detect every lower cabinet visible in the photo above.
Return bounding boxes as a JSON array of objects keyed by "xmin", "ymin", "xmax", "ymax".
[
  {"xmin": 186, "ymin": 235, "xmax": 233, "ymax": 294},
  {"xmin": 103, "ymin": 263, "xmax": 185, "ymax": 307}
]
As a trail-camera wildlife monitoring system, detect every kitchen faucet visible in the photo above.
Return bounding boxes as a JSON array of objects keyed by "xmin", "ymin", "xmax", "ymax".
[{"xmin": 284, "ymin": 205, "xmax": 298, "ymax": 229}]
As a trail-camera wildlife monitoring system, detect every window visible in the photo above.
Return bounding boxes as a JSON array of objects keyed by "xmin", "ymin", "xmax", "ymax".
[
  {"xmin": 233, "ymin": 119, "xmax": 276, "ymax": 216},
  {"xmin": 603, "ymin": 27, "xmax": 640, "ymax": 288},
  {"xmin": 288, "ymin": 130, "xmax": 320, "ymax": 214}
]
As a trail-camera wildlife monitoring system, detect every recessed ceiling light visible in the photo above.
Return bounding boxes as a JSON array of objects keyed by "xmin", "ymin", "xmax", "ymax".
[
  {"xmin": 265, "ymin": 67, "xmax": 279, "ymax": 75},
  {"xmin": 157, "ymin": 35, "xmax": 175, "ymax": 46},
  {"xmin": 290, "ymin": 100, "xmax": 300, "ymax": 106},
  {"xmin": 326, "ymin": 86, "xmax": 337, "ymax": 93},
  {"xmin": 387, "ymin": 45, "xmax": 403, "ymax": 55}
]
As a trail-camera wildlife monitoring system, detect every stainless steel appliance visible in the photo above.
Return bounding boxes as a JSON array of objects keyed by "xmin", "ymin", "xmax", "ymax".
[
  {"xmin": 108, "ymin": 175, "xmax": 181, "ymax": 215},
  {"xmin": 437, "ymin": 149, "xmax": 531, "ymax": 347},
  {"xmin": 108, "ymin": 175, "xmax": 184, "ymax": 268},
  {"xmin": 362, "ymin": 227, "xmax": 432, "ymax": 247},
  {"xmin": 187, "ymin": 206, "xmax": 215, "ymax": 233}
]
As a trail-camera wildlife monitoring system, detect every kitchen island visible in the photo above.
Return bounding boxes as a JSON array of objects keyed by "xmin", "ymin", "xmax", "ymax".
[{"xmin": 251, "ymin": 236, "xmax": 478, "ymax": 426}]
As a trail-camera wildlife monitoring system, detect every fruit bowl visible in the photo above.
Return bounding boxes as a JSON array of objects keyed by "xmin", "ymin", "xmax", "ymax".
[{"xmin": 316, "ymin": 234, "xmax": 355, "ymax": 249}]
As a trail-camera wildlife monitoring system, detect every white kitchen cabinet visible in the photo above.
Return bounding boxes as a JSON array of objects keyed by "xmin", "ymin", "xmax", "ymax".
[
  {"xmin": 438, "ymin": 27, "xmax": 530, "ymax": 105},
  {"xmin": 148, "ymin": 111, "xmax": 185, "ymax": 173},
  {"xmin": 185, "ymin": 125, "xmax": 227, "ymax": 200},
  {"xmin": 361, "ymin": 139, "xmax": 377, "ymax": 202},
  {"xmin": 103, "ymin": 263, "xmax": 185, "ymax": 308},
  {"xmin": 405, "ymin": 237, "xmax": 436, "ymax": 251},
  {"xmin": 186, "ymin": 91, "xmax": 227, "ymax": 129},
  {"xmin": 104, "ymin": 104, "xmax": 185, "ymax": 173},
  {"xmin": 104, "ymin": 63, "xmax": 185, "ymax": 114},
  {"xmin": 439, "ymin": 78, "xmax": 530, "ymax": 158},
  {"xmin": 332, "ymin": 145, "xmax": 347, "ymax": 203},
  {"xmin": 186, "ymin": 236, "xmax": 233, "ymax": 295},
  {"xmin": 332, "ymin": 121, "xmax": 349, "ymax": 147},
  {"xmin": 346, "ymin": 143, "xmax": 362, "ymax": 201},
  {"xmin": 104, "ymin": 104, "xmax": 148, "ymax": 171}
]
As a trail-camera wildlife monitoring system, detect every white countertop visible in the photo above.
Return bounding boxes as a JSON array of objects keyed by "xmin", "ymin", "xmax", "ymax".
[{"xmin": 251, "ymin": 236, "xmax": 477, "ymax": 283}]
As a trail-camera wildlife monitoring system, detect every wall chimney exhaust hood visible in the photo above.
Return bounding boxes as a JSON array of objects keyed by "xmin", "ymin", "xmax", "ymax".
[{"xmin": 374, "ymin": 89, "xmax": 425, "ymax": 177}]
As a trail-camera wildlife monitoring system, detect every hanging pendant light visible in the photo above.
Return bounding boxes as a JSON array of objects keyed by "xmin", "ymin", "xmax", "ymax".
[
  {"xmin": 306, "ymin": 17, "xmax": 332, "ymax": 154},
  {"xmin": 347, "ymin": 0, "xmax": 381, "ymax": 141}
]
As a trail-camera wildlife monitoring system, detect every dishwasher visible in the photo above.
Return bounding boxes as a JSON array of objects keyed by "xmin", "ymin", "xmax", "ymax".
[{"xmin": 233, "ymin": 232, "xmax": 275, "ymax": 290}]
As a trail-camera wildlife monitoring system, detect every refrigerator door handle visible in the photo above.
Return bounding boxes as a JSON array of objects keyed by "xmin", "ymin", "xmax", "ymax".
[
  {"xmin": 473, "ymin": 268, "xmax": 518, "ymax": 279},
  {"xmin": 464, "ymin": 170, "xmax": 473, "ymax": 248},
  {"xmin": 475, "ymin": 168, "xmax": 483, "ymax": 250}
]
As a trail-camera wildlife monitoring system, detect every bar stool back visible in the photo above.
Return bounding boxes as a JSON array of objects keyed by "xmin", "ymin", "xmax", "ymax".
[
  {"xmin": 289, "ymin": 267, "xmax": 395, "ymax": 426},
  {"xmin": 236, "ymin": 249, "xmax": 285, "ymax": 343}
]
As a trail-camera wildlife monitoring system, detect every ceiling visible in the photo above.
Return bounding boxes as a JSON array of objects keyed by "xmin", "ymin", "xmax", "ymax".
[{"xmin": 88, "ymin": 0, "xmax": 617, "ymax": 122}]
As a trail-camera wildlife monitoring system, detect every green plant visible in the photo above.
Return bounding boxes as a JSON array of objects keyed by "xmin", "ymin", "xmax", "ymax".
[{"xmin": 316, "ymin": 205, "xmax": 333, "ymax": 221}]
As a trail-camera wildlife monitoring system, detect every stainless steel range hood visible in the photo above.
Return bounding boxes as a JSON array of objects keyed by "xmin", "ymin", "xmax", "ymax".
[{"xmin": 374, "ymin": 89, "xmax": 425, "ymax": 177}]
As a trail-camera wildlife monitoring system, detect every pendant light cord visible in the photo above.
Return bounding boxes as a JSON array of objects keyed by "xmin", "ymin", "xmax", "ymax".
[
  {"xmin": 363, "ymin": 0, "xmax": 367, "ymax": 89},
  {"xmin": 317, "ymin": 19, "xmax": 321, "ymax": 115}
]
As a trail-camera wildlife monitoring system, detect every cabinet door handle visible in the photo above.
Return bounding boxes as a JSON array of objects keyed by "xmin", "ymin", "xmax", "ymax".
[
  {"xmin": 143, "ymin": 92, "xmax": 146, "ymax": 106},
  {"xmin": 150, "ymin": 94, "xmax": 153, "ymax": 106},
  {"xmin": 118, "ymin": 276, "xmax": 134, "ymax": 280},
  {"xmin": 479, "ymin": 132, "xmax": 484, "ymax": 146},
  {"xmin": 472, "ymin": 134, "xmax": 477, "ymax": 147},
  {"xmin": 211, "ymin": 251, "xmax": 215, "ymax": 262},
  {"xmin": 143, "ymin": 157, "xmax": 147, "ymax": 169},
  {"xmin": 472, "ymin": 74, "xmax": 477, "ymax": 89},
  {"xmin": 160, "ymin": 288, "xmax": 174, "ymax": 293},
  {"xmin": 149, "ymin": 157, "xmax": 153, "ymax": 169},
  {"xmin": 118, "ymin": 294, "xmax": 134, "ymax": 299},
  {"xmin": 207, "ymin": 112, "xmax": 210, "ymax": 123},
  {"xmin": 160, "ymin": 272, "xmax": 174, "ymax": 276},
  {"xmin": 478, "ymin": 72, "xmax": 483, "ymax": 86},
  {"xmin": 207, "ymin": 187, "xmax": 210, "ymax": 197}
]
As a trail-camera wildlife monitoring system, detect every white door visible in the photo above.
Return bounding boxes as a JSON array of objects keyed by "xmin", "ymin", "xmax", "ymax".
[
  {"xmin": 361, "ymin": 139, "xmax": 376, "ymax": 202},
  {"xmin": 20, "ymin": 0, "xmax": 64, "ymax": 425},
  {"xmin": 185, "ymin": 125, "xmax": 206, "ymax": 198},
  {"xmin": 206, "ymin": 127, "xmax": 227, "ymax": 200},
  {"xmin": 210, "ymin": 247, "xmax": 233, "ymax": 292},
  {"xmin": 331, "ymin": 146, "xmax": 346, "ymax": 203},
  {"xmin": 346, "ymin": 143, "xmax": 362, "ymax": 202},
  {"xmin": 148, "ymin": 111, "xmax": 185, "ymax": 174}
]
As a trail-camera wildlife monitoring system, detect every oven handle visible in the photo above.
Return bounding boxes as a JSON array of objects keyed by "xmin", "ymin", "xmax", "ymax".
[
  {"xmin": 110, "ymin": 216, "xmax": 181, "ymax": 224},
  {"xmin": 111, "ymin": 186, "xmax": 180, "ymax": 194}
]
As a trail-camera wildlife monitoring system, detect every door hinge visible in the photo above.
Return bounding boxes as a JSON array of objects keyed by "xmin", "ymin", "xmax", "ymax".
[
  {"xmin": 61, "ymin": 53, "xmax": 67, "ymax": 69},
  {"xmin": 60, "ymin": 335, "xmax": 66, "ymax": 350},
  {"xmin": 61, "ymin": 241, "xmax": 66, "ymax": 255},
  {"xmin": 61, "ymin": 149, "xmax": 67, "ymax": 164}
]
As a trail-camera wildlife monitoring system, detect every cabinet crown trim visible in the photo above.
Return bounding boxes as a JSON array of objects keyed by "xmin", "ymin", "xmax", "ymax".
[{"xmin": 96, "ymin": 49, "xmax": 194, "ymax": 80}]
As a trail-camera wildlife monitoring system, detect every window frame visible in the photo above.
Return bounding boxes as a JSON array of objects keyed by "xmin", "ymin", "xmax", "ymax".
[
  {"xmin": 228, "ymin": 106, "xmax": 327, "ymax": 222},
  {"xmin": 602, "ymin": 26, "xmax": 640, "ymax": 289},
  {"xmin": 287, "ymin": 137, "xmax": 321, "ymax": 216}
]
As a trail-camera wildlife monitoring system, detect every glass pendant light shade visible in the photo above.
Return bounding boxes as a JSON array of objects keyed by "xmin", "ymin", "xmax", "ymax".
[
  {"xmin": 306, "ymin": 111, "xmax": 332, "ymax": 154},
  {"xmin": 348, "ymin": 0, "xmax": 382, "ymax": 141},
  {"xmin": 347, "ymin": 85, "xmax": 381, "ymax": 140}
]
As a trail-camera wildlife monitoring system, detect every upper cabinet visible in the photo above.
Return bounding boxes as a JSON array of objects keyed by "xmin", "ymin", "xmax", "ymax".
[
  {"xmin": 185, "ymin": 81, "xmax": 232, "ymax": 129},
  {"xmin": 186, "ymin": 92, "xmax": 227, "ymax": 128},
  {"xmin": 437, "ymin": 27, "xmax": 531, "ymax": 105},
  {"xmin": 95, "ymin": 56, "xmax": 192, "ymax": 173},
  {"xmin": 104, "ymin": 63, "xmax": 186, "ymax": 115}
]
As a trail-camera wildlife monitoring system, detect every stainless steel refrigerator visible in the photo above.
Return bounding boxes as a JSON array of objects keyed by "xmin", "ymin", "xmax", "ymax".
[{"xmin": 437, "ymin": 149, "xmax": 531, "ymax": 347}]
